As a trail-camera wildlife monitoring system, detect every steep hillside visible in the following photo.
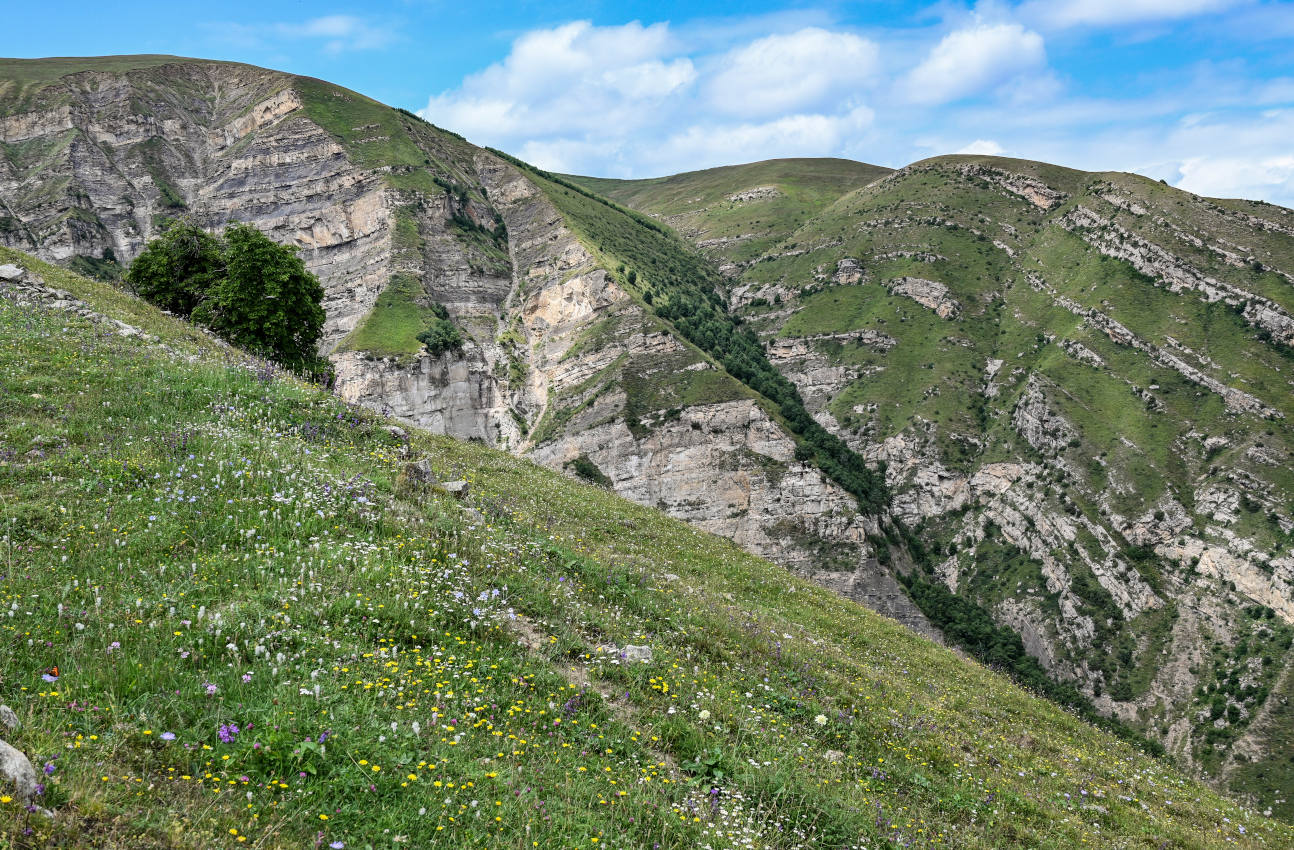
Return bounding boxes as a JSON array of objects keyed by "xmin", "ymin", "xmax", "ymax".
[
  {"xmin": 597, "ymin": 154, "xmax": 1294, "ymax": 818},
  {"xmin": 567, "ymin": 158, "xmax": 890, "ymax": 272},
  {"xmin": 1, "ymin": 247, "xmax": 1289, "ymax": 848},
  {"xmin": 0, "ymin": 56, "xmax": 930, "ymax": 636}
]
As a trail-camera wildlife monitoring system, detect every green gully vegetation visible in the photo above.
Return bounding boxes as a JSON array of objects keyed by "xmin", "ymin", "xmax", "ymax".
[
  {"xmin": 492, "ymin": 151, "xmax": 887, "ymax": 514},
  {"xmin": 1, "ymin": 246, "xmax": 1288, "ymax": 847},
  {"xmin": 416, "ymin": 303, "xmax": 464, "ymax": 357}
]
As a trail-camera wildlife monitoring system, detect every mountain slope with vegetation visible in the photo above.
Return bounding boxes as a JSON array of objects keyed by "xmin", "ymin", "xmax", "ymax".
[
  {"xmin": 567, "ymin": 158, "xmax": 890, "ymax": 272},
  {"xmin": 5, "ymin": 56, "xmax": 1294, "ymax": 822},
  {"xmin": 0, "ymin": 246, "xmax": 1288, "ymax": 848},
  {"xmin": 587, "ymin": 155, "xmax": 1294, "ymax": 819}
]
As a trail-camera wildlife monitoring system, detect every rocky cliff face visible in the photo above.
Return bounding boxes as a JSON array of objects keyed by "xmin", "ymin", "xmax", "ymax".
[{"xmin": 0, "ymin": 58, "xmax": 933, "ymax": 640}]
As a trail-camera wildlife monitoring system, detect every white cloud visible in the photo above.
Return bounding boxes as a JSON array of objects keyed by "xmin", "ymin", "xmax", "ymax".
[
  {"xmin": 956, "ymin": 139, "xmax": 1006, "ymax": 155},
  {"xmin": 421, "ymin": 21, "xmax": 694, "ymax": 140},
  {"xmin": 706, "ymin": 28, "xmax": 879, "ymax": 118},
  {"xmin": 902, "ymin": 23, "xmax": 1046, "ymax": 105},
  {"xmin": 1166, "ymin": 108, "xmax": 1294, "ymax": 203},
  {"xmin": 649, "ymin": 106, "xmax": 876, "ymax": 173},
  {"xmin": 1177, "ymin": 155, "xmax": 1294, "ymax": 201},
  {"xmin": 421, "ymin": 20, "xmax": 878, "ymax": 178},
  {"xmin": 1022, "ymin": 0, "xmax": 1243, "ymax": 29}
]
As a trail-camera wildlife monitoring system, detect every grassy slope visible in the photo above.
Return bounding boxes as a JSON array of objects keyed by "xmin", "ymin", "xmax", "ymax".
[
  {"xmin": 1, "ymin": 249, "xmax": 1286, "ymax": 848},
  {"xmin": 567, "ymin": 159, "xmax": 891, "ymax": 266},
  {"xmin": 648, "ymin": 154, "xmax": 1294, "ymax": 813}
]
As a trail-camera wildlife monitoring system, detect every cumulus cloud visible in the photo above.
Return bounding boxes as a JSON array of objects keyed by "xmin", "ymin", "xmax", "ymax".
[
  {"xmin": 1168, "ymin": 108, "xmax": 1294, "ymax": 203},
  {"xmin": 421, "ymin": 20, "xmax": 878, "ymax": 177},
  {"xmin": 649, "ymin": 106, "xmax": 876, "ymax": 172},
  {"xmin": 1177, "ymin": 155, "xmax": 1294, "ymax": 201},
  {"xmin": 956, "ymin": 139, "xmax": 1006, "ymax": 155},
  {"xmin": 902, "ymin": 23, "xmax": 1046, "ymax": 105},
  {"xmin": 422, "ymin": 21, "xmax": 694, "ymax": 140},
  {"xmin": 1021, "ymin": 0, "xmax": 1243, "ymax": 29},
  {"xmin": 706, "ymin": 28, "xmax": 879, "ymax": 118}
]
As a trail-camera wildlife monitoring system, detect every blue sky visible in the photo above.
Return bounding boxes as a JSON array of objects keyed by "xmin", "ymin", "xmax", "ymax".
[{"xmin": 6, "ymin": 1, "xmax": 1294, "ymax": 204}]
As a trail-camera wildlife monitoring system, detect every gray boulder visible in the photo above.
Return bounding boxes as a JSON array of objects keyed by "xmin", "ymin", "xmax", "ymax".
[
  {"xmin": 0, "ymin": 739, "xmax": 38, "ymax": 802},
  {"xmin": 403, "ymin": 459, "xmax": 438, "ymax": 487},
  {"xmin": 0, "ymin": 705, "xmax": 17, "ymax": 731},
  {"xmin": 0, "ymin": 264, "xmax": 24, "ymax": 282},
  {"xmin": 443, "ymin": 480, "xmax": 471, "ymax": 499},
  {"xmin": 622, "ymin": 644, "xmax": 653, "ymax": 664}
]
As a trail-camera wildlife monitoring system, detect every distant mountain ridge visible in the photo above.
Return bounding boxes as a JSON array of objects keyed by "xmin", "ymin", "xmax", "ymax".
[{"xmin": 3, "ymin": 55, "xmax": 1294, "ymax": 819}]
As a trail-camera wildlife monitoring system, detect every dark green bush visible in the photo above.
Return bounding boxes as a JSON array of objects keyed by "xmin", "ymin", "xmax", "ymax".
[
  {"xmin": 126, "ymin": 219, "xmax": 326, "ymax": 372},
  {"xmin": 417, "ymin": 317, "xmax": 463, "ymax": 356}
]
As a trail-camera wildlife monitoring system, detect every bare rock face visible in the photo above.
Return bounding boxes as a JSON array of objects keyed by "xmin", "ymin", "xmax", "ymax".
[
  {"xmin": 957, "ymin": 163, "xmax": 1068, "ymax": 210},
  {"xmin": 887, "ymin": 277, "xmax": 959, "ymax": 318},
  {"xmin": 333, "ymin": 351, "xmax": 512, "ymax": 444},
  {"xmin": 1011, "ymin": 375, "xmax": 1077, "ymax": 456}
]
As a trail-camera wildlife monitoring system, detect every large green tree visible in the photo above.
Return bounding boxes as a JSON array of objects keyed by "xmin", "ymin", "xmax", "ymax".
[
  {"xmin": 196, "ymin": 223, "xmax": 325, "ymax": 370},
  {"xmin": 126, "ymin": 219, "xmax": 327, "ymax": 372},
  {"xmin": 124, "ymin": 218, "xmax": 222, "ymax": 316}
]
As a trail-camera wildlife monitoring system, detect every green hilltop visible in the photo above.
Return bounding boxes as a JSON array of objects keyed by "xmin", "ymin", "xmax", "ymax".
[{"xmin": 567, "ymin": 158, "xmax": 891, "ymax": 268}]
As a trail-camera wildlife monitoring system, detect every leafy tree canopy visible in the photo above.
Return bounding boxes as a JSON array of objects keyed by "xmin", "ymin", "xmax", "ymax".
[{"xmin": 126, "ymin": 219, "xmax": 327, "ymax": 373}]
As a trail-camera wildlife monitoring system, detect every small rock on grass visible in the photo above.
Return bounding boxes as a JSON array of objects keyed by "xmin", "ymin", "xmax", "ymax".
[
  {"xmin": 622, "ymin": 645, "xmax": 653, "ymax": 663},
  {"xmin": 0, "ymin": 705, "xmax": 17, "ymax": 731},
  {"xmin": 0, "ymin": 739, "xmax": 38, "ymax": 802},
  {"xmin": 403, "ymin": 459, "xmax": 438, "ymax": 487},
  {"xmin": 443, "ymin": 480, "xmax": 470, "ymax": 499}
]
